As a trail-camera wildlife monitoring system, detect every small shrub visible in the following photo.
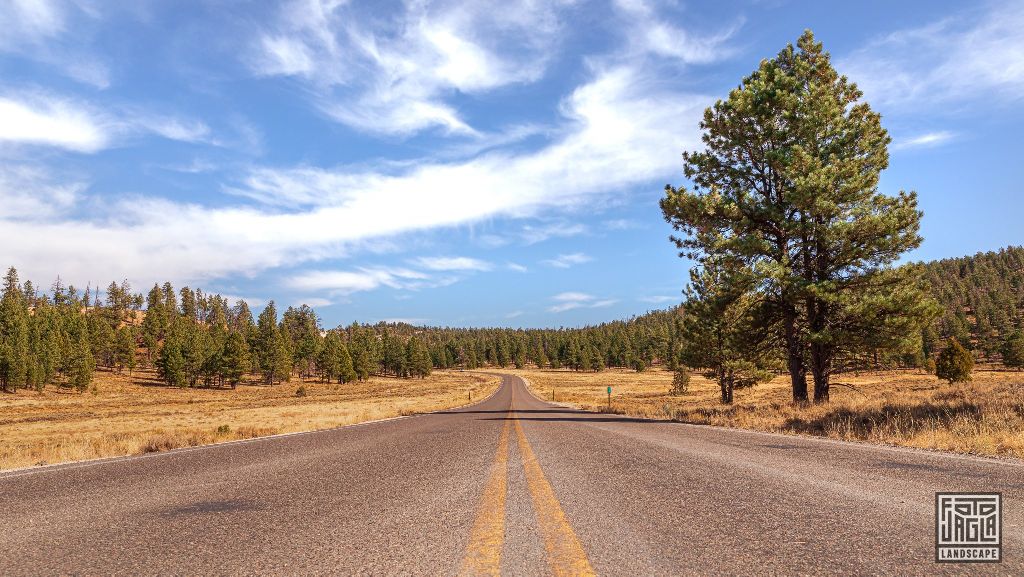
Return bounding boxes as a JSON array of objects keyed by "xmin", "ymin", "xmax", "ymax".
[
  {"xmin": 216, "ymin": 424, "xmax": 231, "ymax": 435},
  {"xmin": 141, "ymin": 432, "xmax": 200, "ymax": 453},
  {"xmin": 935, "ymin": 338, "xmax": 974, "ymax": 383},
  {"xmin": 234, "ymin": 425, "xmax": 279, "ymax": 439},
  {"xmin": 922, "ymin": 358, "xmax": 937, "ymax": 375},
  {"xmin": 295, "ymin": 385, "xmax": 308, "ymax": 397},
  {"xmin": 632, "ymin": 358, "xmax": 647, "ymax": 373},
  {"xmin": 670, "ymin": 369, "xmax": 690, "ymax": 396}
]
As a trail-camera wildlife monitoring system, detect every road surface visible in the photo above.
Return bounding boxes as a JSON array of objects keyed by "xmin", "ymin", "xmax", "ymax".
[{"xmin": 1, "ymin": 374, "xmax": 1021, "ymax": 575}]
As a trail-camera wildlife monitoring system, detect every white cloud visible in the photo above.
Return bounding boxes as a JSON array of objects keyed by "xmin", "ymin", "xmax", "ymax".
[
  {"xmin": 506, "ymin": 262, "xmax": 528, "ymax": 273},
  {"xmin": 520, "ymin": 221, "xmax": 587, "ymax": 244},
  {"xmin": 159, "ymin": 158, "xmax": 220, "ymax": 174},
  {"xmin": 0, "ymin": 62, "xmax": 708, "ymax": 289},
  {"xmin": 0, "ymin": 0, "xmax": 65, "ymax": 44},
  {"xmin": 638, "ymin": 295, "xmax": 679, "ymax": 304},
  {"xmin": 0, "ymin": 91, "xmax": 216, "ymax": 152},
  {"xmin": 1, "ymin": 0, "xmax": 720, "ymax": 296},
  {"xmin": 603, "ymin": 218, "xmax": 638, "ymax": 230},
  {"xmin": 219, "ymin": 294, "xmax": 267, "ymax": 308},
  {"xmin": 553, "ymin": 291, "xmax": 593, "ymax": 302},
  {"xmin": 548, "ymin": 291, "xmax": 617, "ymax": 313},
  {"xmin": 412, "ymin": 256, "xmax": 492, "ymax": 271},
  {"xmin": 893, "ymin": 131, "xmax": 955, "ymax": 150},
  {"xmin": 259, "ymin": 35, "xmax": 316, "ymax": 76},
  {"xmin": 139, "ymin": 117, "xmax": 212, "ymax": 144},
  {"xmin": 0, "ymin": 94, "xmax": 110, "ymax": 152},
  {"xmin": 839, "ymin": 4, "xmax": 1024, "ymax": 110},
  {"xmin": 0, "ymin": 165, "xmax": 84, "ymax": 219},
  {"xmin": 612, "ymin": 0, "xmax": 739, "ymax": 64},
  {"xmin": 296, "ymin": 297, "xmax": 333, "ymax": 307},
  {"xmin": 542, "ymin": 253, "xmax": 593, "ymax": 268},
  {"xmin": 249, "ymin": 0, "xmax": 567, "ymax": 136},
  {"xmin": 505, "ymin": 310, "xmax": 524, "ymax": 319},
  {"xmin": 0, "ymin": 1, "xmax": 110, "ymax": 88},
  {"xmin": 288, "ymin": 268, "xmax": 429, "ymax": 295}
]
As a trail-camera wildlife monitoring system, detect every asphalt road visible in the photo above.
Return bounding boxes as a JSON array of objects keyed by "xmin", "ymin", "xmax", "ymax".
[{"xmin": 1, "ymin": 374, "xmax": 1021, "ymax": 575}]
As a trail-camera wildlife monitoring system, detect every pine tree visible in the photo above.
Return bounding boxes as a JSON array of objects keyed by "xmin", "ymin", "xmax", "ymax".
[
  {"xmin": 178, "ymin": 319, "xmax": 211, "ymax": 387},
  {"xmin": 35, "ymin": 302, "xmax": 61, "ymax": 386},
  {"xmin": 113, "ymin": 326, "xmax": 137, "ymax": 375},
  {"xmin": 283, "ymin": 305, "xmax": 322, "ymax": 379},
  {"xmin": 230, "ymin": 300, "xmax": 255, "ymax": 334},
  {"xmin": 661, "ymin": 30, "xmax": 937, "ymax": 402},
  {"xmin": 316, "ymin": 331, "xmax": 341, "ymax": 382},
  {"xmin": 0, "ymin": 267, "xmax": 30, "ymax": 392},
  {"xmin": 935, "ymin": 338, "xmax": 974, "ymax": 384},
  {"xmin": 219, "ymin": 332, "xmax": 250, "ymax": 388},
  {"xmin": 679, "ymin": 259, "xmax": 776, "ymax": 404},
  {"xmin": 141, "ymin": 284, "xmax": 167, "ymax": 365},
  {"xmin": 336, "ymin": 340, "xmax": 357, "ymax": 383},
  {"xmin": 255, "ymin": 301, "xmax": 283, "ymax": 384},
  {"xmin": 1000, "ymin": 330, "xmax": 1024, "ymax": 370},
  {"xmin": 587, "ymin": 344, "xmax": 604, "ymax": 372},
  {"xmin": 87, "ymin": 306, "xmax": 115, "ymax": 368},
  {"xmin": 69, "ymin": 328, "xmax": 95, "ymax": 392},
  {"xmin": 26, "ymin": 309, "xmax": 44, "ymax": 392},
  {"xmin": 157, "ymin": 328, "xmax": 187, "ymax": 388},
  {"xmin": 566, "ymin": 338, "xmax": 582, "ymax": 371},
  {"xmin": 179, "ymin": 286, "xmax": 197, "ymax": 321},
  {"xmin": 406, "ymin": 336, "xmax": 432, "ymax": 379},
  {"xmin": 272, "ymin": 332, "xmax": 292, "ymax": 384}
]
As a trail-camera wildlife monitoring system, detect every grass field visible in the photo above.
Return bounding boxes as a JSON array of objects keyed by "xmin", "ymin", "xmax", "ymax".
[
  {"xmin": 511, "ymin": 367, "xmax": 1024, "ymax": 459},
  {"xmin": 0, "ymin": 369, "xmax": 500, "ymax": 471}
]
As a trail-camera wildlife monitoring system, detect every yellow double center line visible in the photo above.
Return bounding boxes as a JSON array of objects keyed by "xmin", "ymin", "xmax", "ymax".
[
  {"xmin": 459, "ymin": 381, "xmax": 595, "ymax": 576},
  {"xmin": 460, "ymin": 417, "xmax": 512, "ymax": 575}
]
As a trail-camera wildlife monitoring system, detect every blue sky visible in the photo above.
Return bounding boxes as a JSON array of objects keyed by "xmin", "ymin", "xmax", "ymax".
[{"xmin": 1, "ymin": 0, "xmax": 1021, "ymax": 328}]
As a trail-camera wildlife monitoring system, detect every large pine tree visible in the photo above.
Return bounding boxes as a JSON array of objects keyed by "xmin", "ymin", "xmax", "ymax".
[{"xmin": 661, "ymin": 30, "xmax": 937, "ymax": 402}]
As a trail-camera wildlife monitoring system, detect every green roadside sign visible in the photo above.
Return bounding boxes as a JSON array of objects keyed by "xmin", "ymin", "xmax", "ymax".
[{"xmin": 607, "ymin": 386, "xmax": 611, "ymax": 394}]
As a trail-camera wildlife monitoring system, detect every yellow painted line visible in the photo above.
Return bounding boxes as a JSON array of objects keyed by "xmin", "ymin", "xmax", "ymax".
[
  {"xmin": 459, "ymin": 416, "xmax": 512, "ymax": 576},
  {"xmin": 514, "ymin": 417, "xmax": 596, "ymax": 577}
]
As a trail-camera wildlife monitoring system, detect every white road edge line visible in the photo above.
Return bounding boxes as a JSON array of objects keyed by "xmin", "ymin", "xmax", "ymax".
[{"xmin": 0, "ymin": 372, "xmax": 507, "ymax": 480}]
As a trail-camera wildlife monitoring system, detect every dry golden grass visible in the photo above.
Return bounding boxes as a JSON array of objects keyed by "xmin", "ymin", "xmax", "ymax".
[
  {"xmin": 0, "ymin": 368, "xmax": 499, "ymax": 471},
  {"xmin": 511, "ymin": 367, "xmax": 1024, "ymax": 459}
]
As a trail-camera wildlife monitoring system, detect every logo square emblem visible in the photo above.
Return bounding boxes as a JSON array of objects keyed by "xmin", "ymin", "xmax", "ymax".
[{"xmin": 936, "ymin": 492, "xmax": 1001, "ymax": 563}]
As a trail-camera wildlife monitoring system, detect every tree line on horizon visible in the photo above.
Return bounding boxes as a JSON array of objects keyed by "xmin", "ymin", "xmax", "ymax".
[
  {"xmin": 0, "ymin": 265, "xmax": 679, "ymax": 392},
  {"xmin": 1, "ymin": 242, "xmax": 1021, "ymax": 396}
]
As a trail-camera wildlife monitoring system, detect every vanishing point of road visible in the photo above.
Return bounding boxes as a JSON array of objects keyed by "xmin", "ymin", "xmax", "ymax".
[{"xmin": 1, "ymin": 374, "xmax": 1021, "ymax": 575}]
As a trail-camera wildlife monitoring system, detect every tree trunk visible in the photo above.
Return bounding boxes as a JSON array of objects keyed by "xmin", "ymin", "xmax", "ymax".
[
  {"xmin": 783, "ymin": 308, "xmax": 808, "ymax": 401},
  {"xmin": 808, "ymin": 293, "xmax": 831, "ymax": 403},
  {"xmin": 720, "ymin": 373, "xmax": 734, "ymax": 404},
  {"xmin": 811, "ymin": 344, "xmax": 830, "ymax": 403}
]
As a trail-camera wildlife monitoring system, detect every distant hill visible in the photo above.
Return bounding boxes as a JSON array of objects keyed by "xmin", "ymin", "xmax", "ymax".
[{"xmin": 920, "ymin": 246, "xmax": 1024, "ymax": 358}]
